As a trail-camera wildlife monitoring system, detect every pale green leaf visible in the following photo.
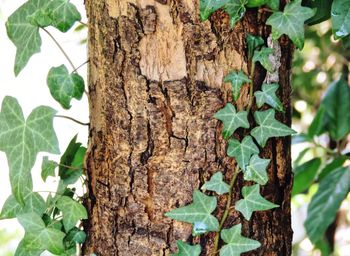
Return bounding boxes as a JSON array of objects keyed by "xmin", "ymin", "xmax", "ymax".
[
  {"xmin": 5, "ymin": 0, "xmax": 46, "ymax": 75},
  {"xmin": 201, "ymin": 172, "xmax": 230, "ymax": 195},
  {"xmin": 15, "ymin": 239, "xmax": 44, "ymax": 256},
  {"xmin": 251, "ymin": 109, "xmax": 296, "ymax": 147},
  {"xmin": 0, "ymin": 96, "xmax": 59, "ymax": 205},
  {"xmin": 266, "ymin": 0, "xmax": 315, "ymax": 49},
  {"xmin": 220, "ymin": 224, "xmax": 261, "ymax": 256},
  {"xmin": 41, "ymin": 156, "xmax": 57, "ymax": 182},
  {"xmin": 214, "ymin": 103, "xmax": 249, "ymax": 139},
  {"xmin": 223, "ymin": 0, "xmax": 247, "ymax": 27},
  {"xmin": 235, "ymin": 184, "xmax": 278, "ymax": 220},
  {"xmin": 199, "ymin": 0, "xmax": 229, "ymax": 21},
  {"xmin": 305, "ymin": 166, "xmax": 350, "ymax": 243},
  {"xmin": 227, "ymin": 136, "xmax": 259, "ymax": 170},
  {"xmin": 56, "ymin": 196, "xmax": 88, "ymax": 231},
  {"xmin": 47, "ymin": 65, "xmax": 85, "ymax": 109},
  {"xmin": 0, "ymin": 192, "xmax": 45, "ymax": 220},
  {"xmin": 165, "ymin": 190, "xmax": 219, "ymax": 235},
  {"xmin": 254, "ymin": 83, "xmax": 284, "ymax": 112},
  {"xmin": 172, "ymin": 240, "xmax": 201, "ymax": 256},
  {"xmin": 331, "ymin": 0, "xmax": 350, "ymax": 39},
  {"xmin": 292, "ymin": 158, "xmax": 321, "ymax": 196},
  {"xmin": 244, "ymin": 154, "xmax": 270, "ymax": 185},
  {"xmin": 252, "ymin": 47, "xmax": 274, "ymax": 72},
  {"xmin": 246, "ymin": 33, "xmax": 264, "ymax": 59},
  {"xmin": 224, "ymin": 71, "xmax": 251, "ymax": 101}
]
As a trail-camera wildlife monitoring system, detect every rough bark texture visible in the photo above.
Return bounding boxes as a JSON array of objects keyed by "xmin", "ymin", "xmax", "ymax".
[{"xmin": 83, "ymin": 1, "xmax": 294, "ymax": 255}]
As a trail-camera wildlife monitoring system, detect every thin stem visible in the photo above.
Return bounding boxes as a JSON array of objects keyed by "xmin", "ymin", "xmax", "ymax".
[
  {"xmin": 41, "ymin": 27, "xmax": 77, "ymax": 71},
  {"xmin": 212, "ymin": 166, "xmax": 241, "ymax": 255},
  {"xmin": 79, "ymin": 21, "xmax": 88, "ymax": 26},
  {"xmin": 58, "ymin": 163, "xmax": 82, "ymax": 171},
  {"xmin": 55, "ymin": 115, "xmax": 89, "ymax": 126},
  {"xmin": 247, "ymin": 62, "xmax": 256, "ymax": 113},
  {"xmin": 72, "ymin": 59, "xmax": 89, "ymax": 73}
]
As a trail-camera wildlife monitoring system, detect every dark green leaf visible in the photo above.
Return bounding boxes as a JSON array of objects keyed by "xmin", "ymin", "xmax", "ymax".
[
  {"xmin": 65, "ymin": 227, "xmax": 86, "ymax": 244},
  {"xmin": 223, "ymin": 0, "xmax": 248, "ymax": 27},
  {"xmin": 165, "ymin": 190, "xmax": 219, "ymax": 235},
  {"xmin": 266, "ymin": 0, "xmax": 315, "ymax": 49},
  {"xmin": 171, "ymin": 240, "xmax": 201, "ymax": 256},
  {"xmin": 214, "ymin": 103, "xmax": 249, "ymax": 139},
  {"xmin": 305, "ymin": 166, "xmax": 350, "ymax": 243},
  {"xmin": 224, "ymin": 71, "xmax": 252, "ymax": 101},
  {"xmin": 331, "ymin": 0, "xmax": 350, "ymax": 39},
  {"xmin": 227, "ymin": 136, "xmax": 259, "ymax": 170},
  {"xmin": 303, "ymin": 0, "xmax": 332, "ymax": 25},
  {"xmin": 308, "ymin": 105, "xmax": 326, "ymax": 137},
  {"xmin": 56, "ymin": 196, "xmax": 88, "ymax": 231},
  {"xmin": 254, "ymin": 83, "xmax": 284, "ymax": 112},
  {"xmin": 47, "ymin": 65, "xmax": 85, "ymax": 109},
  {"xmin": 318, "ymin": 156, "xmax": 348, "ymax": 181},
  {"xmin": 244, "ymin": 154, "xmax": 270, "ymax": 185},
  {"xmin": 252, "ymin": 47, "xmax": 274, "ymax": 72},
  {"xmin": 292, "ymin": 158, "xmax": 321, "ymax": 196},
  {"xmin": 0, "ymin": 96, "xmax": 59, "ymax": 204},
  {"xmin": 246, "ymin": 34, "xmax": 264, "ymax": 59},
  {"xmin": 251, "ymin": 109, "xmax": 296, "ymax": 147},
  {"xmin": 201, "ymin": 172, "xmax": 230, "ymax": 195},
  {"xmin": 266, "ymin": 0, "xmax": 280, "ymax": 10},
  {"xmin": 220, "ymin": 224, "xmax": 261, "ymax": 256}
]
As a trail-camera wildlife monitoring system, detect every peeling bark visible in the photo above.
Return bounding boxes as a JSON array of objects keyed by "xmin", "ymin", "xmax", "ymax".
[{"xmin": 83, "ymin": 1, "xmax": 293, "ymax": 255}]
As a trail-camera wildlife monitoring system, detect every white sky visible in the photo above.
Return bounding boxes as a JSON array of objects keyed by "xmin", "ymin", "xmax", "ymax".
[{"xmin": 0, "ymin": 0, "xmax": 88, "ymax": 252}]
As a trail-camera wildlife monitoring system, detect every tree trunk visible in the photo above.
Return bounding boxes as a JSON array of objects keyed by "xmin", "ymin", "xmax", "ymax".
[{"xmin": 83, "ymin": 1, "xmax": 294, "ymax": 255}]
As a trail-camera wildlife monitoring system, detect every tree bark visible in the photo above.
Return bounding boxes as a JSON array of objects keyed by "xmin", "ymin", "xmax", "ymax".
[{"xmin": 83, "ymin": 1, "xmax": 294, "ymax": 255}]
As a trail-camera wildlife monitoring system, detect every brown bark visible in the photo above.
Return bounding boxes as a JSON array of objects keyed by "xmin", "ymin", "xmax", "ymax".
[{"xmin": 83, "ymin": 1, "xmax": 294, "ymax": 255}]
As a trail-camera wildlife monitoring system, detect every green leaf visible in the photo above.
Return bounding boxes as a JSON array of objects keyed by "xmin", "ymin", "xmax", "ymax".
[
  {"xmin": 220, "ymin": 224, "xmax": 261, "ymax": 256},
  {"xmin": 227, "ymin": 136, "xmax": 259, "ymax": 170},
  {"xmin": 246, "ymin": 34, "xmax": 264, "ymax": 59},
  {"xmin": 331, "ymin": 0, "xmax": 350, "ymax": 39},
  {"xmin": 254, "ymin": 83, "xmax": 284, "ymax": 112},
  {"xmin": 65, "ymin": 227, "xmax": 86, "ymax": 244},
  {"xmin": 251, "ymin": 109, "xmax": 296, "ymax": 147},
  {"xmin": 318, "ymin": 156, "xmax": 348, "ymax": 181},
  {"xmin": 0, "ymin": 96, "xmax": 59, "ymax": 205},
  {"xmin": 252, "ymin": 47, "xmax": 274, "ymax": 72},
  {"xmin": 41, "ymin": 156, "xmax": 57, "ymax": 182},
  {"xmin": 223, "ymin": 0, "xmax": 248, "ymax": 27},
  {"xmin": 304, "ymin": 0, "xmax": 332, "ymax": 25},
  {"xmin": 17, "ymin": 212, "xmax": 65, "ymax": 255},
  {"xmin": 266, "ymin": 0, "xmax": 280, "ymax": 10},
  {"xmin": 266, "ymin": 0, "xmax": 315, "ymax": 49},
  {"xmin": 321, "ymin": 78, "xmax": 350, "ymax": 141},
  {"xmin": 305, "ymin": 166, "xmax": 350, "ymax": 244},
  {"xmin": 214, "ymin": 103, "xmax": 249, "ymax": 139},
  {"xmin": 224, "ymin": 71, "xmax": 252, "ymax": 101},
  {"xmin": 56, "ymin": 196, "xmax": 88, "ymax": 231},
  {"xmin": 0, "ymin": 192, "xmax": 45, "ymax": 220},
  {"xmin": 246, "ymin": 0, "xmax": 266, "ymax": 7},
  {"xmin": 165, "ymin": 190, "xmax": 219, "ymax": 235},
  {"xmin": 5, "ymin": 0, "xmax": 46, "ymax": 75},
  {"xmin": 201, "ymin": 172, "xmax": 230, "ymax": 195},
  {"xmin": 292, "ymin": 158, "xmax": 321, "ymax": 196},
  {"xmin": 199, "ymin": 0, "xmax": 229, "ymax": 21},
  {"xmin": 244, "ymin": 154, "xmax": 270, "ymax": 185},
  {"xmin": 171, "ymin": 240, "xmax": 201, "ymax": 256},
  {"xmin": 235, "ymin": 184, "xmax": 278, "ymax": 220},
  {"xmin": 47, "ymin": 65, "xmax": 85, "ymax": 109},
  {"xmin": 15, "ymin": 239, "xmax": 44, "ymax": 256},
  {"xmin": 308, "ymin": 105, "xmax": 326, "ymax": 137}
]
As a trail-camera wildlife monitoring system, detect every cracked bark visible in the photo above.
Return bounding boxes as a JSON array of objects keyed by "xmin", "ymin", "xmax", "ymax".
[{"xmin": 83, "ymin": 1, "xmax": 293, "ymax": 255}]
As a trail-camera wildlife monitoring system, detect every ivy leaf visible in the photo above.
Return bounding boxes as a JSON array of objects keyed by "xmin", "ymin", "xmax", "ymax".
[
  {"xmin": 47, "ymin": 65, "xmax": 85, "ymax": 109},
  {"xmin": 15, "ymin": 239, "xmax": 44, "ymax": 256},
  {"xmin": 266, "ymin": 0, "xmax": 315, "ymax": 49},
  {"xmin": 165, "ymin": 190, "xmax": 219, "ymax": 235},
  {"xmin": 227, "ymin": 136, "xmax": 259, "ymax": 170},
  {"xmin": 0, "ymin": 192, "xmax": 45, "ymax": 220},
  {"xmin": 246, "ymin": 34, "xmax": 264, "ymax": 59},
  {"xmin": 254, "ymin": 83, "xmax": 284, "ymax": 112},
  {"xmin": 251, "ymin": 109, "xmax": 296, "ymax": 147},
  {"xmin": 17, "ymin": 212, "xmax": 65, "ymax": 255},
  {"xmin": 266, "ymin": 0, "xmax": 279, "ymax": 10},
  {"xmin": 304, "ymin": 0, "xmax": 332, "ymax": 25},
  {"xmin": 65, "ymin": 227, "xmax": 86, "ymax": 244},
  {"xmin": 171, "ymin": 240, "xmax": 201, "ymax": 256},
  {"xmin": 5, "ymin": 0, "xmax": 46, "ymax": 75},
  {"xmin": 235, "ymin": 184, "xmax": 279, "ymax": 220},
  {"xmin": 305, "ymin": 166, "xmax": 350, "ymax": 244},
  {"xmin": 292, "ymin": 158, "xmax": 321, "ymax": 196},
  {"xmin": 331, "ymin": 0, "xmax": 350, "ymax": 39},
  {"xmin": 201, "ymin": 172, "xmax": 230, "ymax": 195},
  {"xmin": 224, "ymin": 71, "xmax": 252, "ymax": 101},
  {"xmin": 223, "ymin": 0, "xmax": 248, "ymax": 27},
  {"xmin": 199, "ymin": 0, "xmax": 229, "ymax": 21},
  {"xmin": 214, "ymin": 103, "xmax": 249, "ymax": 139},
  {"xmin": 252, "ymin": 47, "xmax": 274, "ymax": 72},
  {"xmin": 41, "ymin": 156, "xmax": 57, "ymax": 182},
  {"xmin": 244, "ymin": 154, "xmax": 270, "ymax": 185},
  {"xmin": 56, "ymin": 196, "xmax": 88, "ymax": 231},
  {"xmin": 0, "ymin": 96, "xmax": 59, "ymax": 205},
  {"xmin": 220, "ymin": 224, "xmax": 261, "ymax": 256}
]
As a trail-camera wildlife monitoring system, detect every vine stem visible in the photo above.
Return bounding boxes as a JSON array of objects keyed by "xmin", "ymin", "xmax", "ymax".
[
  {"xmin": 72, "ymin": 59, "xmax": 89, "ymax": 73},
  {"xmin": 41, "ymin": 27, "xmax": 77, "ymax": 71},
  {"xmin": 247, "ymin": 62, "xmax": 256, "ymax": 113},
  {"xmin": 55, "ymin": 115, "xmax": 89, "ymax": 126},
  {"xmin": 212, "ymin": 166, "xmax": 241, "ymax": 255}
]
